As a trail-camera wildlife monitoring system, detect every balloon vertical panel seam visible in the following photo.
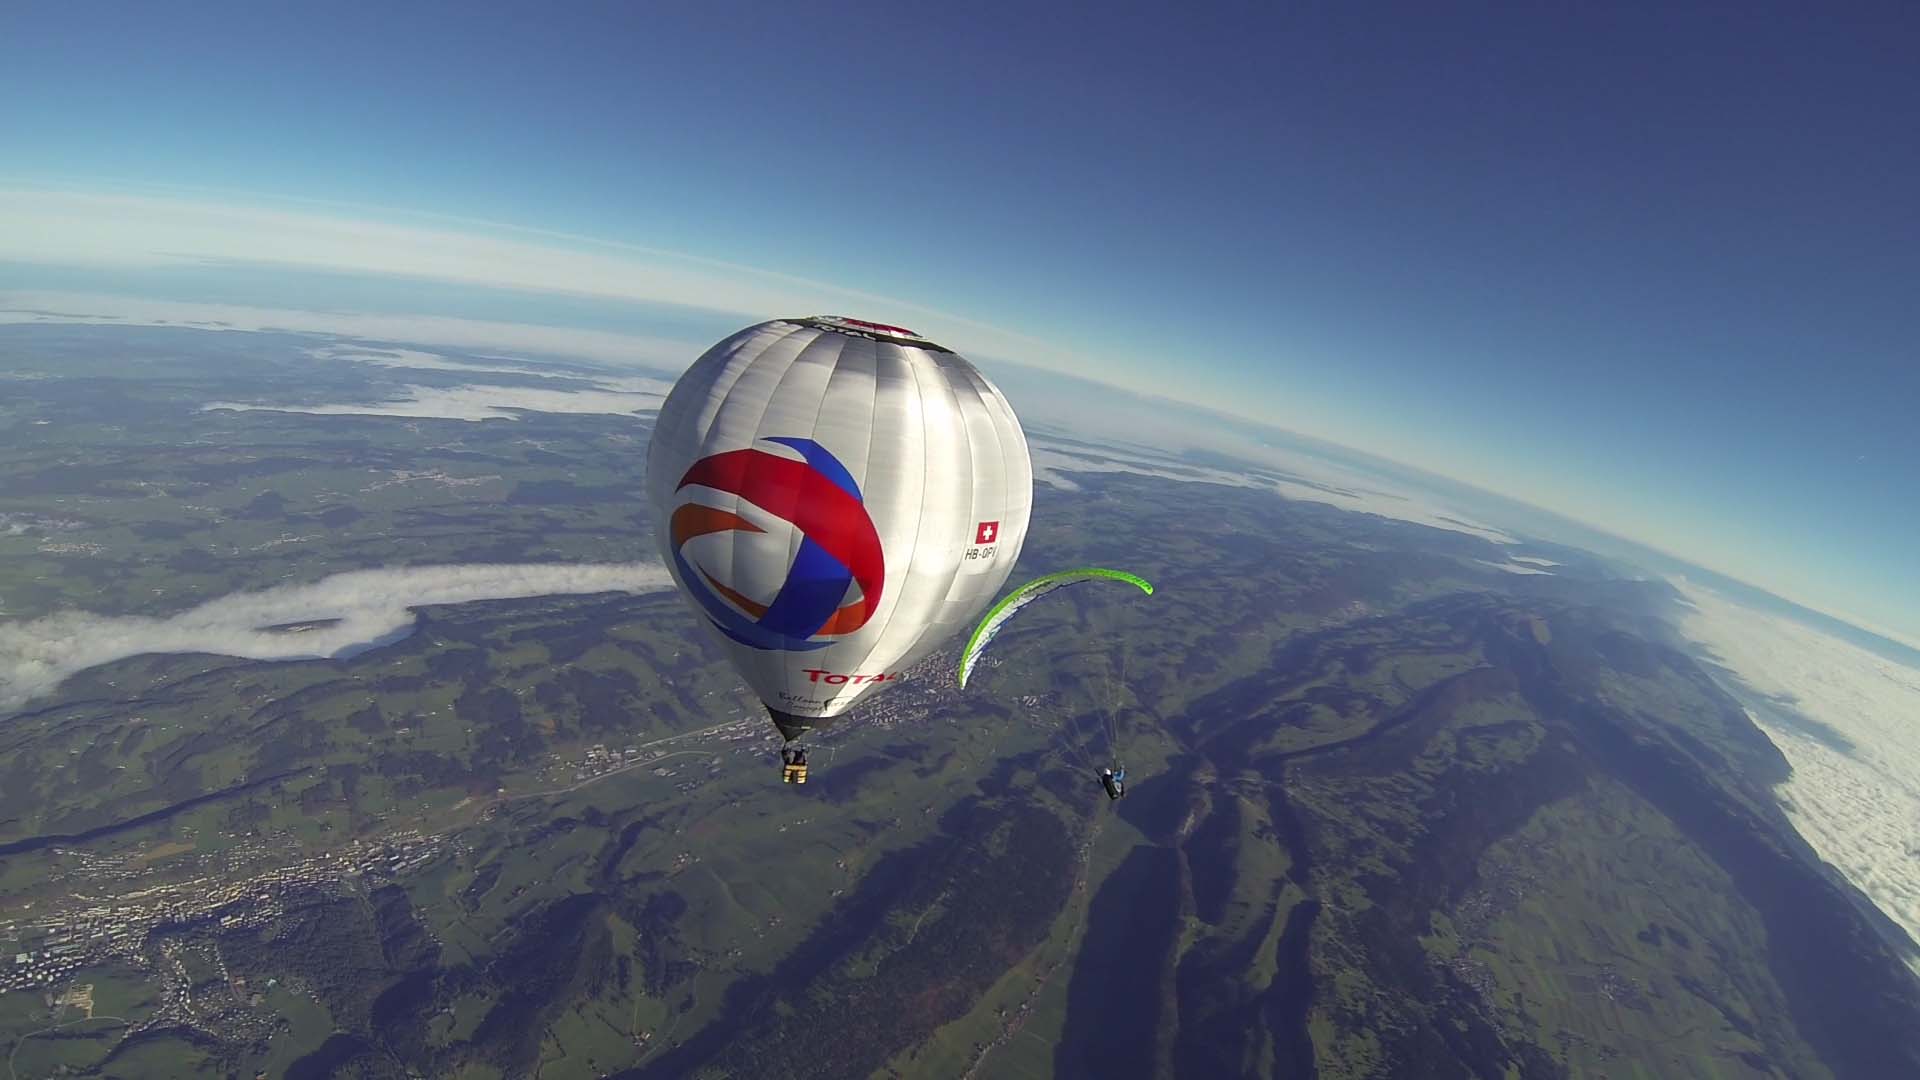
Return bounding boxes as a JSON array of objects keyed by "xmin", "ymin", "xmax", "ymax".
[
  {"xmin": 845, "ymin": 344, "xmax": 913, "ymax": 686},
  {"xmin": 865, "ymin": 345, "xmax": 938, "ymax": 684},
  {"xmin": 897, "ymin": 350, "xmax": 978, "ymax": 667},
  {"xmin": 843, "ymin": 340, "xmax": 884, "ymax": 683}
]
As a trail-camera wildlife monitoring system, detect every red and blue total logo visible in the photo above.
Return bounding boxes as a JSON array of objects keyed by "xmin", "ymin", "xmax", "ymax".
[{"xmin": 670, "ymin": 437, "xmax": 885, "ymax": 651}]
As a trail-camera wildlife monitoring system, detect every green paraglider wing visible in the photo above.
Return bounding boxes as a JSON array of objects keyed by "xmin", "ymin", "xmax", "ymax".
[{"xmin": 956, "ymin": 568, "xmax": 1154, "ymax": 689}]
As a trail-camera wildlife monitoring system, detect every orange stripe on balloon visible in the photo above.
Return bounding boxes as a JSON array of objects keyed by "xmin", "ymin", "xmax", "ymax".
[
  {"xmin": 813, "ymin": 601, "xmax": 868, "ymax": 636},
  {"xmin": 700, "ymin": 568, "xmax": 769, "ymax": 618},
  {"xmin": 673, "ymin": 504, "xmax": 772, "ymax": 618},
  {"xmin": 670, "ymin": 503, "xmax": 762, "ymax": 546}
]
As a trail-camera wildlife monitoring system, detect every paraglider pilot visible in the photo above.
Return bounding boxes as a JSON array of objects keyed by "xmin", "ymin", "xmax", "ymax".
[{"xmin": 1098, "ymin": 766, "xmax": 1126, "ymax": 800}]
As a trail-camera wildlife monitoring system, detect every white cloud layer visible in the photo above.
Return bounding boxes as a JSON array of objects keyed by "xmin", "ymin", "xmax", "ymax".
[
  {"xmin": 206, "ymin": 381, "xmax": 665, "ymax": 423},
  {"xmin": 1031, "ymin": 436, "xmax": 1518, "ymax": 544},
  {"xmin": 1030, "ymin": 443, "xmax": 1264, "ymax": 493},
  {"xmin": 0, "ymin": 290, "xmax": 695, "ymax": 368},
  {"xmin": 1675, "ymin": 582, "xmax": 1920, "ymax": 967},
  {"xmin": 1477, "ymin": 559, "xmax": 1553, "ymax": 575},
  {"xmin": 308, "ymin": 344, "xmax": 558, "ymax": 377},
  {"xmin": 0, "ymin": 562, "xmax": 674, "ymax": 711},
  {"xmin": 197, "ymin": 342, "xmax": 673, "ymax": 421}
]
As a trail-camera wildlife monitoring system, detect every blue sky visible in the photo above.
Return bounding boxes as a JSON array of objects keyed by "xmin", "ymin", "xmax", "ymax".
[{"xmin": 3, "ymin": 2, "xmax": 1917, "ymax": 639}]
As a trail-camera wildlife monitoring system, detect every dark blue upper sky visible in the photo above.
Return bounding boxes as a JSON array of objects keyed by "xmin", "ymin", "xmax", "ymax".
[{"xmin": 3, "ymin": 2, "xmax": 1917, "ymax": 636}]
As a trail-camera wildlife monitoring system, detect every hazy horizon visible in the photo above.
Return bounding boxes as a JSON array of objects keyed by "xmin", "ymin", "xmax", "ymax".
[{"xmin": 4, "ymin": 261, "xmax": 1913, "ymax": 660}]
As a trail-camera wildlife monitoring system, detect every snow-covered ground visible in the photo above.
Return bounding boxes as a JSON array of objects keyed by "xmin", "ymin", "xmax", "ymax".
[{"xmin": 1675, "ymin": 582, "xmax": 1920, "ymax": 969}]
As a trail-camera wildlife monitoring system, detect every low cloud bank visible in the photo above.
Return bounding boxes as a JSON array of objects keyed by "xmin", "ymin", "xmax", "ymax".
[
  {"xmin": 200, "ymin": 343, "xmax": 674, "ymax": 422},
  {"xmin": 1477, "ymin": 559, "xmax": 1553, "ymax": 575},
  {"xmin": 0, "ymin": 291, "xmax": 698, "ymax": 369},
  {"xmin": 308, "ymin": 344, "xmax": 559, "ymax": 377},
  {"xmin": 205, "ymin": 381, "xmax": 664, "ymax": 422},
  {"xmin": 0, "ymin": 562, "xmax": 674, "ymax": 710},
  {"xmin": 1031, "ymin": 437, "xmax": 1518, "ymax": 545},
  {"xmin": 1676, "ymin": 582, "xmax": 1920, "ymax": 967}
]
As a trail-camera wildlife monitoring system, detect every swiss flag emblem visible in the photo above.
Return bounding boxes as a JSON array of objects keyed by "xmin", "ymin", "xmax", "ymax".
[{"xmin": 975, "ymin": 520, "xmax": 999, "ymax": 544}]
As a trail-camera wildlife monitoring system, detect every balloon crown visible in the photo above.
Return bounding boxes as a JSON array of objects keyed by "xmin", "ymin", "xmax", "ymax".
[{"xmin": 795, "ymin": 315, "xmax": 952, "ymax": 353}]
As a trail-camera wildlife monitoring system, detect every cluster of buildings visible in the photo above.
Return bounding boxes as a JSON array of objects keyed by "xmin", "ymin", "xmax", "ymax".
[
  {"xmin": 538, "ymin": 654, "xmax": 965, "ymax": 792},
  {"xmin": 0, "ymin": 830, "xmax": 452, "ymax": 996},
  {"xmin": 570, "ymin": 742, "xmax": 646, "ymax": 781}
]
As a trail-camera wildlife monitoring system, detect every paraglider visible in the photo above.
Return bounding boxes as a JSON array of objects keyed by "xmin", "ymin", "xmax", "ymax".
[
  {"xmin": 957, "ymin": 567, "xmax": 1154, "ymax": 802},
  {"xmin": 955, "ymin": 568, "xmax": 1153, "ymax": 690},
  {"xmin": 646, "ymin": 316, "xmax": 1034, "ymax": 781}
]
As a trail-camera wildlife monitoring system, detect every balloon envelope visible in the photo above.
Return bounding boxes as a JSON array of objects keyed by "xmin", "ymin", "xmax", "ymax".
[{"xmin": 646, "ymin": 316, "xmax": 1033, "ymax": 739}]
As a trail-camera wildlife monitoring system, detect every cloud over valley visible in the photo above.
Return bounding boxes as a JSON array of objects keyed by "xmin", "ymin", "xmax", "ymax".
[
  {"xmin": 0, "ymin": 562, "xmax": 675, "ymax": 711},
  {"xmin": 1677, "ymin": 583, "xmax": 1920, "ymax": 966}
]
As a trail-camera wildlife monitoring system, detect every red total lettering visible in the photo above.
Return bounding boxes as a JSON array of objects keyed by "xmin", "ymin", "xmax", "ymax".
[{"xmin": 805, "ymin": 669, "xmax": 899, "ymax": 684}]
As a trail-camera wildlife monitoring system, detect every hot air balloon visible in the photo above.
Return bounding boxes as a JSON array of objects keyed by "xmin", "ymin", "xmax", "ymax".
[{"xmin": 645, "ymin": 316, "xmax": 1033, "ymax": 781}]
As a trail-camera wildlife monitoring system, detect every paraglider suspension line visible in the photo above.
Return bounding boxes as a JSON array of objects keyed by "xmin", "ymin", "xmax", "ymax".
[
  {"xmin": 1100, "ymin": 643, "xmax": 1126, "ymax": 766},
  {"xmin": 1059, "ymin": 706, "xmax": 1098, "ymax": 772}
]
